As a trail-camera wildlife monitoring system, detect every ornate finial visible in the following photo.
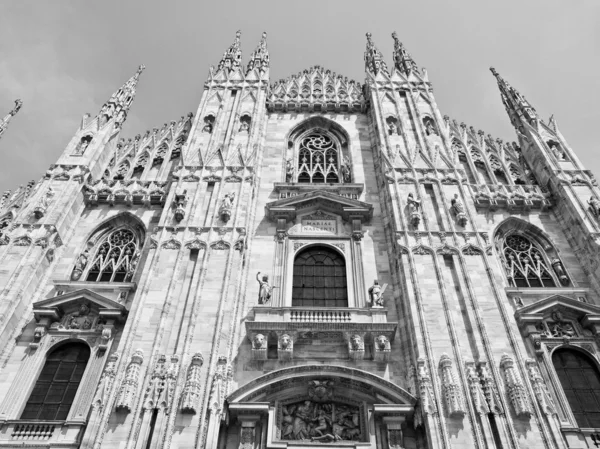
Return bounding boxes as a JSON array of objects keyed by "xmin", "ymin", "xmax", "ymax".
[
  {"xmin": 392, "ymin": 32, "xmax": 419, "ymax": 76},
  {"xmin": 364, "ymin": 32, "xmax": 389, "ymax": 76},
  {"xmin": 99, "ymin": 65, "xmax": 145, "ymax": 128},
  {"xmin": 490, "ymin": 66, "xmax": 537, "ymax": 128},
  {"xmin": 0, "ymin": 99, "xmax": 23, "ymax": 141},
  {"xmin": 246, "ymin": 31, "xmax": 269, "ymax": 75},
  {"xmin": 218, "ymin": 30, "xmax": 243, "ymax": 74}
]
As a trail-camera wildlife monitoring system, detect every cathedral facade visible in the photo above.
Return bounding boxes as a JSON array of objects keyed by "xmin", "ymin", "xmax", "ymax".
[{"xmin": 0, "ymin": 30, "xmax": 599, "ymax": 449}]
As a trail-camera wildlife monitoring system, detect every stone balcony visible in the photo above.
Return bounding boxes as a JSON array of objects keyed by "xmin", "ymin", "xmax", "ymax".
[
  {"xmin": 245, "ymin": 307, "xmax": 397, "ymax": 362},
  {"xmin": 0, "ymin": 420, "xmax": 85, "ymax": 447}
]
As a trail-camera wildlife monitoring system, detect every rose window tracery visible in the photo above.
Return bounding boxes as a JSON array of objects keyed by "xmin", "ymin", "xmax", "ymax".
[
  {"xmin": 297, "ymin": 133, "xmax": 340, "ymax": 183},
  {"xmin": 86, "ymin": 228, "xmax": 139, "ymax": 282},
  {"xmin": 502, "ymin": 234, "xmax": 555, "ymax": 288}
]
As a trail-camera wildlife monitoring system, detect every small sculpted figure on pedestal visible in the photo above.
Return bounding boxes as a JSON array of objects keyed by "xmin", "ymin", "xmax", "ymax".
[
  {"xmin": 368, "ymin": 279, "xmax": 387, "ymax": 307},
  {"xmin": 256, "ymin": 272, "xmax": 273, "ymax": 305},
  {"xmin": 588, "ymin": 196, "xmax": 600, "ymax": 217},
  {"xmin": 407, "ymin": 193, "xmax": 421, "ymax": 227}
]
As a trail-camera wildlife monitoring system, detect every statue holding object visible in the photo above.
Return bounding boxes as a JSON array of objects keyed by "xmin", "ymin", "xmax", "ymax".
[{"xmin": 256, "ymin": 272, "xmax": 273, "ymax": 305}]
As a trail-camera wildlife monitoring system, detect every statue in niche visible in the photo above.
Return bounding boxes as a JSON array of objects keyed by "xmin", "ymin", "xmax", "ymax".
[
  {"xmin": 588, "ymin": 196, "xmax": 600, "ymax": 217},
  {"xmin": 424, "ymin": 118, "xmax": 437, "ymax": 136},
  {"xmin": 256, "ymin": 272, "xmax": 273, "ymax": 305},
  {"xmin": 340, "ymin": 156, "xmax": 351, "ymax": 183},
  {"xmin": 285, "ymin": 159, "xmax": 294, "ymax": 182},
  {"xmin": 74, "ymin": 135, "xmax": 93, "ymax": 156},
  {"xmin": 549, "ymin": 142, "xmax": 565, "ymax": 160},
  {"xmin": 239, "ymin": 118, "xmax": 250, "ymax": 133},
  {"xmin": 280, "ymin": 400, "xmax": 361, "ymax": 442},
  {"xmin": 202, "ymin": 116, "xmax": 214, "ymax": 134},
  {"xmin": 388, "ymin": 121, "xmax": 398, "ymax": 135},
  {"xmin": 368, "ymin": 279, "xmax": 387, "ymax": 307}
]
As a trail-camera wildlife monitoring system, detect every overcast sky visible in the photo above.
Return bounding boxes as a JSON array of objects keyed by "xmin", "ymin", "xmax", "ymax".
[{"xmin": 0, "ymin": 0, "xmax": 598, "ymax": 192}]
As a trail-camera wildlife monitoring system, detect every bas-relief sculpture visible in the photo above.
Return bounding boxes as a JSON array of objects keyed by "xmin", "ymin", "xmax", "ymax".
[
  {"xmin": 280, "ymin": 400, "xmax": 361, "ymax": 442},
  {"xmin": 0, "ymin": 29, "xmax": 597, "ymax": 449}
]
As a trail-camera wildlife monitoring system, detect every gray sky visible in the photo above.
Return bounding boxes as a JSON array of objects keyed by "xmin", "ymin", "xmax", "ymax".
[{"xmin": 0, "ymin": 0, "xmax": 598, "ymax": 192}]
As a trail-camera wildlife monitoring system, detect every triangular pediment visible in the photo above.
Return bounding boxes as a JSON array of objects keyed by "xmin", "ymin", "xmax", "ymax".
[
  {"xmin": 516, "ymin": 295, "xmax": 600, "ymax": 319},
  {"xmin": 33, "ymin": 288, "xmax": 127, "ymax": 322},
  {"xmin": 265, "ymin": 190, "xmax": 373, "ymax": 223}
]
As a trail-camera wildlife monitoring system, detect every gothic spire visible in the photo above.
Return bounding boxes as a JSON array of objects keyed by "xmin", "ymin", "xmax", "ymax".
[
  {"xmin": 364, "ymin": 33, "xmax": 389, "ymax": 76},
  {"xmin": 99, "ymin": 65, "xmax": 145, "ymax": 128},
  {"xmin": 218, "ymin": 30, "xmax": 242, "ymax": 74},
  {"xmin": 490, "ymin": 67, "xmax": 537, "ymax": 128},
  {"xmin": 0, "ymin": 99, "xmax": 22, "ymax": 141},
  {"xmin": 391, "ymin": 32, "xmax": 419, "ymax": 76},
  {"xmin": 246, "ymin": 32, "xmax": 269, "ymax": 75}
]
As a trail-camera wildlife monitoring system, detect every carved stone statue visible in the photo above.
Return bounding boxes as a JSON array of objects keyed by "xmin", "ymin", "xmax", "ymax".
[
  {"xmin": 388, "ymin": 121, "xmax": 398, "ymax": 135},
  {"xmin": 549, "ymin": 142, "xmax": 565, "ymax": 160},
  {"xmin": 280, "ymin": 334, "xmax": 292, "ymax": 349},
  {"xmin": 451, "ymin": 193, "xmax": 469, "ymax": 226},
  {"xmin": 407, "ymin": 193, "xmax": 421, "ymax": 227},
  {"xmin": 219, "ymin": 193, "xmax": 235, "ymax": 222},
  {"xmin": 34, "ymin": 187, "xmax": 55, "ymax": 219},
  {"xmin": 202, "ymin": 117, "xmax": 214, "ymax": 134},
  {"xmin": 239, "ymin": 120, "xmax": 250, "ymax": 133},
  {"xmin": 551, "ymin": 258, "xmax": 569, "ymax": 286},
  {"xmin": 71, "ymin": 249, "xmax": 89, "ymax": 281},
  {"xmin": 256, "ymin": 272, "xmax": 273, "ymax": 305},
  {"xmin": 173, "ymin": 189, "xmax": 188, "ymax": 222},
  {"xmin": 341, "ymin": 156, "xmax": 351, "ymax": 183},
  {"xmin": 375, "ymin": 335, "xmax": 389, "ymax": 351},
  {"xmin": 425, "ymin": 119, "xmax": 437, "ymax": 136},
  {"xmin": 589, "ymin": 196, "xmax": 600, "ymax": 217},
  {"xmin": 285, "ymin": 159, "xmax": 294, "ymax": 182},
  {"xmin": 368, "ymin": 279, "xmax": 387, "ymax": 307},
  {"xmin": 252, "ymin": 334, "xmax": 266, "ymax": 350}
]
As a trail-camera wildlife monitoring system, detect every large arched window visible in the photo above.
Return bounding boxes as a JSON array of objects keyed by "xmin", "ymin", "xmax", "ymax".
[
  {"xmin": 553, "ymin": 349, "xmax": 600, "ymax": 428},
  {"xmin": 21, "ymin": 343, "xmax": 90, "ymax": 421},
  {"xmin": 86, "ymin": 227, "xmax": 139, "ymax": 282},
  {"xmin": 502, "ymin": 234, "xmax": 556, "ymax": 288},
  {"xmin": 292, "ymin": 246, "xmax": 347, "ymax": 307},
  {"xmin": 297, "ymin": 133, "xmax": 340, "ymax": 183}
]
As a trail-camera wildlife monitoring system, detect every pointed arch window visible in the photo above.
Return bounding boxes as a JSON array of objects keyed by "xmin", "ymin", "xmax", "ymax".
[
  {"xmin": 502, "ymin": 234, "xmax": 556, "ymax": 288},
  {"xmin": 85, "ymin": 227, "xmax": 139, "ymax": 282},
  {"xmin": 297, "ymin": 132, "xmax": 341, "ymax": 183},
  {"xmin": 292, "ymin": 246, "xmax": 347, "ymax": 307},
  {"xmin": 21, "ymin": 343, "xmax": 90, "ymax": 421},
  {"xmin": 552, "ymin": 349, "xmax": 600, "ymax": 428}
]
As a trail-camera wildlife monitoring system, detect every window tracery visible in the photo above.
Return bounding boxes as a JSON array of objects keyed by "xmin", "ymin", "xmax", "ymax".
[
  {"xmin": 502, "ymin": 234, "xmax": 556, "ymax": 288},
  {"xmin": 297, "ymin": 133, "xmax": 341, "ymax": 183},
  {"xmin": 85, "ymin": 228, "xmax": 140, "ymax": 282}
]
